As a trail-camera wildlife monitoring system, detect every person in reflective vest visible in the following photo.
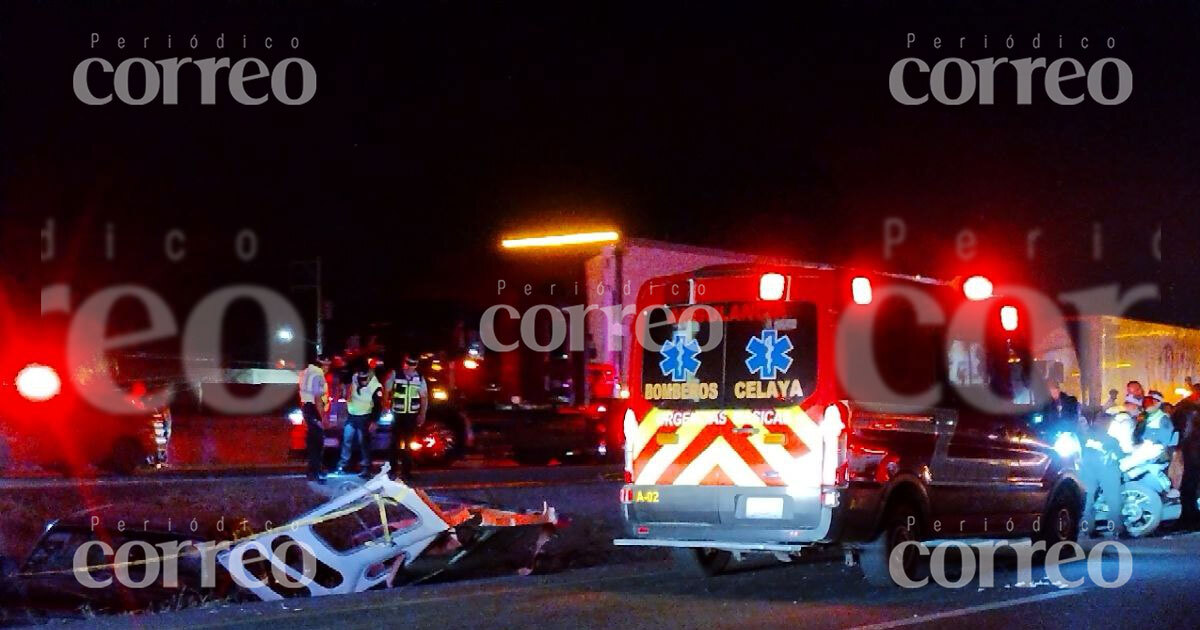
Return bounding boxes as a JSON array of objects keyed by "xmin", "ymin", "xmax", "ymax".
[
  {"xmin": 389, "ymin": 353, "xmax": 428, "ymax": 481},
  {"xmin": 298, "ymin": 355, "xmax": 331, "ymax": 483},
  {"xmin": 336, "ymin": 359, "xmax": 382, "ymax": 478}
]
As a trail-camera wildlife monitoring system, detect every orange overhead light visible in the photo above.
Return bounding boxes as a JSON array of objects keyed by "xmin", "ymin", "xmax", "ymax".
[{"xmin": 501, "ymin": 231, "xmax": 619, "ymax": 249}]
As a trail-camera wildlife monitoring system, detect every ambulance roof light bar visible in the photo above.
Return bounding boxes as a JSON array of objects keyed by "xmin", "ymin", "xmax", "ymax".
[
  {"xmin": 759, "ymin": 273, "xmax": 786, "ymax": 301},
  {"xmin": 851, "ymin": 276, "xmax": 872, "ymax": 305},
  {"xmin": 963, "ymin": 275, "xmax": 994, "ymax": 301}
]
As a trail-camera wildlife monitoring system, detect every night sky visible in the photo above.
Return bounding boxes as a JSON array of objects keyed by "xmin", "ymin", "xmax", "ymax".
[{"xmin": 1, "ymin": 1, "xmax": 1197, "ymax": 355}]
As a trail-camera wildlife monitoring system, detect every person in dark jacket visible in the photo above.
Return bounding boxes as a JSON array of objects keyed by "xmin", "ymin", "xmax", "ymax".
[
  {"xmin": 1174, "ymin": 392, "xmax": 1200, "ymax": 528},
  {"xmin": 1038, "ymin": 379, "xmax": 1081, "ymax": 435}
]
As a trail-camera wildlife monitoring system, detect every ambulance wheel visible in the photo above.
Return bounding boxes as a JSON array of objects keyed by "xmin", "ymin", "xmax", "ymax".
[
  {"xmin": 860, "ymin": 502, "xmax": 923, "ymax": 587},
  {"xmin": 671, "ymin": 547, "xmax": 732, "ymax": 578}
]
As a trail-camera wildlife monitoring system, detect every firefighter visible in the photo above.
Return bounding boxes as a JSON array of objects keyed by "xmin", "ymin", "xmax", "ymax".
[
  {"xmin": 298, "ymin": 355, "xmax": 331, "ymax": 483},
  {"xmin": 389, "ymin": 354, "xmax": 428, "ymax": 481},
  {"xmin": 335, "ymin": 359, "xmax": 382, "ymax": 478}
]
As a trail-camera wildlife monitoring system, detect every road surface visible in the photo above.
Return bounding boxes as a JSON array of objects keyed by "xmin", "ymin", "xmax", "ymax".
[{"xmin": 39, "ymin": 530, "xmax": 1200, "ymax": 629}]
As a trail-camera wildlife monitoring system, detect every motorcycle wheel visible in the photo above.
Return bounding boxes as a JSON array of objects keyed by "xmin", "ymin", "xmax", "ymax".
[{"xmin": 1122, "ymin": 481, "xmax": 1164, "ymax": 537}]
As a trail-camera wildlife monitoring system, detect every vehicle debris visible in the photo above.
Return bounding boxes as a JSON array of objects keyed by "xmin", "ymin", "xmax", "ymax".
[
  {"xmin": 217, "ymin": 464, "xmax": 559, "ymax": 601},
  {"xmin": 0, "ymin": 467, "xmax": 559, "ymax": 617}
]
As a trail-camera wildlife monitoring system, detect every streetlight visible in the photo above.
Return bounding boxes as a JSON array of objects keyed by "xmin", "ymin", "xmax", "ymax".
[{"xmin": 276, "ymin": 326, "xmax": 295, "ymax": 343}]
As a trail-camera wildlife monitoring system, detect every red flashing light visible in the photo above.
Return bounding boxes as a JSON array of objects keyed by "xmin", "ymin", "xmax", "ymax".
[
  {"xmin": 1000, "ymin": 305, "xmax": 1019, "ymax": 331},
  {"xmin": 759, "ymin": 273, "xmax": 785, "ymax": 301},
  {"xmin": 851, "ymin": 276, "xmax": 872, "ymax": 305},
  {"xmin": 963, "ymin": 275, "xmax": 994, "ymax": 301},
  {"xmin": 16, "ymin": 364, "xmax": 61, "ymax": 402}
]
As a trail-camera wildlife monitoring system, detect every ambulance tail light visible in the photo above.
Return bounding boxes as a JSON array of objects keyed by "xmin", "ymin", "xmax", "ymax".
[
  {"xmin": 851, "ymin": 277, "xmax": 872, "ymax": 305},
  {"xmin": 759, "ymin": 273, "xmax": 786, "ymax": 301},
  {"xmin": 1000, "ymin": 305, "xmax": 1019, "ymax": 331},
  {"xmin": 623, "ymin": 407, "xmax": 638, "ymax": 483},
  {"xmin": 821, "ymin": 402, "xmax": 849, "ymax": 486},
  {"xmin": 963, "ymin": 275, "xmax": 993, "ymax": 301}
]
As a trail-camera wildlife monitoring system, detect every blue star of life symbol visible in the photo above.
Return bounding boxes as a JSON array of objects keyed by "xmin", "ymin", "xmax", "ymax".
[
  {"xmin": 745, "ymin": 329, "xmax": 794, "ymax": 380},
  {"xmin": 659, "ymin": 332, "xmax": 702, "ymax": 382}
]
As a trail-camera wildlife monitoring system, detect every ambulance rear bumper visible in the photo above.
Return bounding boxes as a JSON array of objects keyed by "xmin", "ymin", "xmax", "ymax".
[{"xmin": 620, "ymin": 484, "xmax": 845, "ymax": 546}]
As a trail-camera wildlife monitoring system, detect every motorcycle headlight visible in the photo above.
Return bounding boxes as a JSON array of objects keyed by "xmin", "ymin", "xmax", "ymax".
[
  {"xmin": 379, "ymin": 411, "xmax": 394, "ymax": 425},
  {"xmin": 288, "ymin": 409, "xmax": 305, "ymax": 426},
  {"xmin": 1053, "ymin": 432, "xmax": 1081, "ymax": 458}
]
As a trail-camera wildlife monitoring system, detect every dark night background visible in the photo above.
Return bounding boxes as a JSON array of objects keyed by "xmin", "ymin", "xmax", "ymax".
[{"xmin": 0, "ymin": 0, "xmax": 1196, "ymax": 360}]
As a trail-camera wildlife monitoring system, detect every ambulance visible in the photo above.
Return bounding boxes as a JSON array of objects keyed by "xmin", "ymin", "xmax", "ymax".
[{"xmin": 615, "ymin": 265, "xmax": 1083, "ymax": 585}]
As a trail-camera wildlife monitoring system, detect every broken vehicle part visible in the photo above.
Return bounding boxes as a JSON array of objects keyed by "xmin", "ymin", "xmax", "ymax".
[{"xmin": 217, "ymin": 464, "xmax": 557, "ymax": 600}]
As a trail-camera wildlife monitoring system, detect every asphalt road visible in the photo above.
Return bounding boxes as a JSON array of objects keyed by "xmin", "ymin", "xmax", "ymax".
[{"xmin": 44, "ymin": 530, "xmax": 1200, "ymax": 630}]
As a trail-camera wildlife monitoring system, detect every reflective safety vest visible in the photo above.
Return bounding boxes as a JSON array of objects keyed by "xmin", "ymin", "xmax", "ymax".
[
  {"xmin": 348, "ymin": 374, "xmax": 382, "ymax": 416},
  {"xmin": 392, "ymin": 374, "xmax": 426, "ymax": 415}
]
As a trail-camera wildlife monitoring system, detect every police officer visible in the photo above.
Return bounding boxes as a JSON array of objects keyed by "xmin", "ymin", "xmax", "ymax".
[
  {"xmin": 1079, "ymin": 411, "xmax": 1129, "ymax": 538},
  {"xmin": 1138, "ymin": 390, "xmax": 1177, "ymax": 449},
  {"xmin": 298, "ymin": 354, "xmax": 331, "ymax": 483},
  {"xmin": 335, "ymin": 359, "xmax": 382, "ymax": 479},
  {"xmin": 389, "ymin": 354, "xmax": 428, "ymax": 481}
]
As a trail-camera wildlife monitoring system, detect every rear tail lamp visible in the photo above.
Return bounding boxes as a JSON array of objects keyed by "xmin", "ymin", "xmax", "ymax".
[
  {"xmin": 759, "ymin": 273, "xmax": 786, "ymax": 301},
  {"xmin": 1000, "ymin": 305, "xmax": 1019, "ymax": 331},
  {"xmin": 623, "ymin": 408, "xmax": 638, "ymax": 481},
  {"xmin": 822, "ymin": 402, "xmax": 849, "ymax": 486},
  {"xmin": 851, "ymin": 276, "xmax": 872, "ymax": 305}
]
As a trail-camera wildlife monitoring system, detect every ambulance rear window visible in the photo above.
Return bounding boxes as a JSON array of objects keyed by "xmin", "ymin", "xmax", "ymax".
[{"xmin": 639, "ymin": 302, "xmax": 817, "ymax": 408}]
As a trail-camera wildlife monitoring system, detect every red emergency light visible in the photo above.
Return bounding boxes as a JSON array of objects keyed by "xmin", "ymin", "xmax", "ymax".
[
  {"xmin": 963, "ymin": 275, "xmax": 993, "ymax": 301},
  {"xmin": 1000, "ymin": 305, "xmax": 1019, "ymax": 331},
  {"xmin": 759, "ymin": 273, "xmax": 785, "ymax": 301},
  {"xmin": 15, "ymin": 364, "xmax": 61, "ymax": 402},
  {"xmin": 851, "ymin": 276, "xmax": 872, "ymax": 305}
]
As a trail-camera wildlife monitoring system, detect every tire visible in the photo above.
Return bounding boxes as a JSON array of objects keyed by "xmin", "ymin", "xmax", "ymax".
[
  {"xmin": 1122, "ymin": 481, "xmax": 1164, "ymax": 538},
  {"xmin": 1036, "ymin": 487, "xmax": 1082, "ymax": 546},
  {"xmin": 670, "ymin": 547, "xmax": 732, "ymax": 578},
  {"xmin": 104, "ymin": 437, "xmax": 145, "ymax": 476},
  {"xmin": 860, "ymin": 502, "xmax": 923, "ymax": 587}
]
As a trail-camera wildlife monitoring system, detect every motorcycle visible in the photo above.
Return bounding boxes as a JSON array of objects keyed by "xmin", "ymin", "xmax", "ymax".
[{"xmin": 1093, "ymin": 457, "xmax": 1181, "ymax": 538}]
